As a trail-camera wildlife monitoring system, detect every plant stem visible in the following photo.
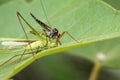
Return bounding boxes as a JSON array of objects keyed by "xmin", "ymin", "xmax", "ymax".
[{"xmin": 89, "ymin": 61, "xmax": 101, "ymax": 80}]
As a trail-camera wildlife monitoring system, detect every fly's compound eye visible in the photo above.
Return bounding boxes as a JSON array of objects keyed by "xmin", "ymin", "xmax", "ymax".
[{"xmin": 53, "ymin": 28, "xmax": 58, "ymax": 33}]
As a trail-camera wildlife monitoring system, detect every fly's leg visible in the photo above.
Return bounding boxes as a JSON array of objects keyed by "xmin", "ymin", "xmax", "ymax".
[
  {"xmin": 56, "ymin": 31, "xmax": 79, "ymax": 45},
  {"xmin": 0, "ymin": 46, "xmax": 42, "ymax": 67},
  {"xmin": 16, "ymin": 12, "xmax": 36, "ymax": 60},
  {"xmin": 41, "ymin": 29, "xmax": 48, "ymax": 46},
  {"xmin": 0, "ymin": 54, "xmax": 27, "ymax": 67},
  {"xmin": 17, "ymin": 49, "xmax": 26, "ymax": 63},
  {"xmin": 30, "ymin": 29, "xmax": 48, "ymax": 47},
  {"xmin": 35, "ymin": 46, "xmax": 41, "ymax": 54},
  {"xmin": 18, "ymin": 46, "xmax": 41, "ymax": 63}
]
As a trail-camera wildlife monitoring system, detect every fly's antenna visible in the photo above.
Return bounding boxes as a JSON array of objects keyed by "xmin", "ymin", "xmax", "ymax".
[{"xmin": 40, "ymin": 0, "xmax": 51, "ymax": 27}]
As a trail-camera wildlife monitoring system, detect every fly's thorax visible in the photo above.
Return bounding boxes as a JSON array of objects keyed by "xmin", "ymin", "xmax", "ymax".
[{"xmin": 48, "ymin": 28, "xmax": 59, "ymax": 39}]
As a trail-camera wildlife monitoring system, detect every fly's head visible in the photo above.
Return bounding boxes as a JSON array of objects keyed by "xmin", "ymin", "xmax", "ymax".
[{"xmin": 48, "ymin": 28, "xmax": 60, "ymax": 39}]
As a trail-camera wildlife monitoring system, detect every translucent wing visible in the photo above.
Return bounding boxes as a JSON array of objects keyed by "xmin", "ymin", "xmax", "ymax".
[{"xmin": 0, "ymin": 38, "xmax": 36, "ymax": 49}]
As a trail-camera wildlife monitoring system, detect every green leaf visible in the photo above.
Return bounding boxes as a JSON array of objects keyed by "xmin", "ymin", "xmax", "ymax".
[
  {"xmin": 0, "ymin": 0, "xmax": 120, "ymax": 79},
  {"xmin": 103, "ymin": 0, "xmax": 120, "ymax": 10},
  {"xmin": 0, "ymin": 0, "xmax": 12, "ymax": 6},
  {"xmin": 37, "ymin": 54, "xmax": 120, "ymax": 80},
  {"xmin": 14, "ymin": 53, "xmax": 120, "ymax": 80},
  {"xmin": 68, "ymin": 37, "xmax": 120, "ymax": 68}
]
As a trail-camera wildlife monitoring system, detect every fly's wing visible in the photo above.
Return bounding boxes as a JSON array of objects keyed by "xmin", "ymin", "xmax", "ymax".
[
  {"xmin": 0, "ymin": 38, "xmax": 36, "ymax": 49},
  {"xmin": 30, "ymin": 13, "xmax": 51, "ymax": 31},
  {"xmin": 0, "ymin": 39, "xmax": 28, "ymax": 67},
  {"xmin": 1, "ymin": 41, "xmax": 28, "ymax": 48},
  {"xmin": 0, "ymin": 38, "xmax": 36, "ymax": 42},
  {"xmin": 0, "ymin": 39, "xmax": 26, "ymax": 62}
]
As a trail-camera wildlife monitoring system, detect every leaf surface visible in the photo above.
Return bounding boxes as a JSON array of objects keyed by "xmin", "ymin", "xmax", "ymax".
[{"xmin": 0, "ymin": 0, "xmax": 120, "ymax": 79}]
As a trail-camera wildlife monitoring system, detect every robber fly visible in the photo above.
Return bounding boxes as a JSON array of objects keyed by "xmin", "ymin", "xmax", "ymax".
[
  {"xmin": 30, "ymin": 13, "xmax": 79, "ymax": 45},
  {"xmin": 0, "ymin": 0, "xmax": 78, "ymax": 67}
]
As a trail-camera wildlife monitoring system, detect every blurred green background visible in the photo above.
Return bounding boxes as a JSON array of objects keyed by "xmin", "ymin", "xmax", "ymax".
[{"xmin": 0, "ymin": 0, "xmax": 120, "ymax": 80}]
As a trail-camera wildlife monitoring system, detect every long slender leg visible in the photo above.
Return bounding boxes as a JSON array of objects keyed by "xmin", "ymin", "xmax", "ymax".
[
  {"xmin": 35, "ymin": 46, "xmax": 41, "ymax": 54},
  {"xmin": 58, "ymin": 41, "xmax": 61, "ymax": 45},
  {"xmin": 30, "ymin": 30, "xmax": 42, "ymax": 35},
  {"xmin": 43, "ymin": 30, "xmax": 49, "ymax": 46},
  {"xmin": 17, "ymin": 12, "xmax": 36, "ymax": 60},
  {"xmin": 18, "ymin": 49, "xmax": 26, "ymax": 62},
  {"xmin": 56, "ymin": 31, "xmax": 79, "ymax": 44},
  {"xmin": 0, "ymin": 45, "xmax": 43, "ymax": 67},
  {"xmin": 17, "ymin": 12, "xmax": 41, "ymax": 37},
  {"xmin": 0, "ymin": 54, "xmax": 26, "ymax": 67},
  {"xmin": 30, "ymin": 29, "xmax": 48, "ymax": 52},
  {"xmin": 30, "ymin": 29, "xmax": 48, "ymax": 46}
]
